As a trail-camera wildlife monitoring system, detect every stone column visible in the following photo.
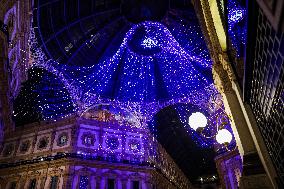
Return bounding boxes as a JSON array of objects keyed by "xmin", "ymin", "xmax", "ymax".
[
  {"xmin": 58, "ymin": 175, "xmax": 64, "ymax": 189},
  {"xmin": 35, "ymin": 177, "xmax": 41, "ymax": 189},
  {"xmin": 37, "ymin": 176, "xmax": 47, "ymax": 189},
  {"xmin": 43, "ymin": 176, "xmax": 51, "ymax": 189},
  {"xmin": 90, "ymin": 175, "xmax": 96, "ymax": 189},
  {"xmin": 212, "ymin": 58, "xmax": 274, "ymax": 188},
  {"xmin": 144, "ymin": 180, "xmax": 152, "ymax": 189},
  {"xmin": 0, "ymin": 179, "xmax": 8, "ymax": 189},
  {"xmin": 17, "ymin": 175, "xmax": 27, "ymax": 189}
]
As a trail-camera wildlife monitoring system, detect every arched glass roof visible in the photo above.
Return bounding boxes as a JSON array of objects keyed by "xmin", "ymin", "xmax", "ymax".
[
  {"xmin": 13, "ymin": 0, "xmax": 237, "ymax": 182},
  {"xmin": 31, "ymin": 0, "xmax": 213, "ymax": 106}
]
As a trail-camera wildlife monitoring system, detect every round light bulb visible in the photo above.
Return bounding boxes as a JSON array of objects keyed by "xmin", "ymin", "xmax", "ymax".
[
  {"xmin": 188, "ymin": 112, "xmax": 207, "ymax": 131},
  {"xmin": 216, "ymin": 129, "xmax": 232, "ymax": 144}
]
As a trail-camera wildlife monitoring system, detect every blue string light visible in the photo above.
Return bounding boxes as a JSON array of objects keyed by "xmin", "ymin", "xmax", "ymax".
[
  {"xmin": 17, "ymin": 10, "xmax": 235, "ymax": 151},
  {"xmin": 227, "ymin": 0, "xmax": 247, "ymax": 57},
  {"xmin": 44, "ymin": 21, "xmax": 213, "ymax": 104},
  {"xmin": 13, "ymin": 67, "xmax": 75, "ymax": 126}
]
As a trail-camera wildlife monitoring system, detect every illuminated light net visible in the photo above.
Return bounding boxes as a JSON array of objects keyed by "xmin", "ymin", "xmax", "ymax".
[
  {"xmin": 227, "ymin": 0, "xmax": 247, "ymax": 57},
  {"xmin": 27, "ymin": 17, "xmax": 216, "ymax": 122},
  {"xmin": 21, "ymin": 14, "xmax": 235, "ymax": 148},
  {"xmin": 42, "ymin": 21, "xmax": 213, "ymax": 105}
]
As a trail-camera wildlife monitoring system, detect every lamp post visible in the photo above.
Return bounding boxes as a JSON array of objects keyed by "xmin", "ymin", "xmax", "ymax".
[
  {"xmin": 188, "ymin": 112, "xmax": 207, "ymax": 131},
  {"xmin": 216, "ymin": 129, "xmax": 232, "ymax": 145},
  {"xmin": 188, "ymin": 111, "xmax": 234, "ymax": 150}
]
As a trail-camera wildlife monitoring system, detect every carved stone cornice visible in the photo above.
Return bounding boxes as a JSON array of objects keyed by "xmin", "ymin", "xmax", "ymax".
[
  {"xmin": 192, "ymin": 0, "xmax": 237, "ymax": 96},
  {"xmin": 219, "ymin": 53, "xmax": 237, "ymax": 82},
  {"xmin": 212, "ymin": 61, "xmax": 233, "ymax": 94},
  {"xmin": 191, "ymin": 0, "xmax": 223, "ymax": 64}
]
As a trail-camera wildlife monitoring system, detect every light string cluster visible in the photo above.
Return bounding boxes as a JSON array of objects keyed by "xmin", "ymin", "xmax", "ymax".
[
  {"xmin": 227, "ymin": 0, "xmax": 247, "ymax": 57},
  {"xmin": 13, "ymin": 67, "xmax": 75, "ymax": 126},
  {"xmin": 17, "ymin": 8, "xmax": 236, "ymax": 153},
  {"xmin": 24, "ymin": 15, "xmax": 216, "ymax": 125},
  {"xmin": 162, "ymin": 12, "xmax": 212, "ymax": 68}
]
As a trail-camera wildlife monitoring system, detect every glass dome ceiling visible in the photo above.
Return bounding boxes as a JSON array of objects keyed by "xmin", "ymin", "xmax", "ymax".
[
  {"xmin": 58, "ymin": 21, "xmax": 212, "ymax": 103},
  {"xmin": 14, "ymin": 0, "xmax": 220, "ymax": 127},
  {"xmin": 13, "ymin": 0, "xmax": 238, "ymax": 182},
  {"xmin": 29, "ymin": 0, "xmax": 213, "ymax": 106}
]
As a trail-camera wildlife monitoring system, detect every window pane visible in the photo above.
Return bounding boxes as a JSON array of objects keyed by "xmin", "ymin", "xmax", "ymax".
[
  {"xmin": 29, "ymin": 179, "xmax": 36, "ymax": 189},
  {"xmin": 10, "ymin": 182, "xmax": 16, "ymax": 189},
  {"xmin": 107, "ymin": 179, "xmax": 115, "ymax": 189},
  {"xmin": 50, "ymin": 176, "xmax": 58, "ymax": 189},
  {"xmin": 79, "ymin": 176, "xmax": 89, "ymax": 189},
  {"xmin": 132, "ymin": 181, "xmax": 139, "ymax": 189}
]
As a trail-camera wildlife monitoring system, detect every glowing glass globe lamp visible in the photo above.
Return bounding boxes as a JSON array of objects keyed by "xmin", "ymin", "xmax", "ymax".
[
  {"xmin": 188, "ymin": 112, "xmax": 207, "ymax": 131},
  {"xmin": 216, "ymin": 129, "xmax": 232, "ymax": 145}
]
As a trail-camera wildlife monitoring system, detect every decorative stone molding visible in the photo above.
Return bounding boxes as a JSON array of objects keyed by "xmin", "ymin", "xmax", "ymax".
[
  {"xmin": 18, "ymin": 139, "xmax": 31, "ymax": 154},
  {"xmin": 2, "ymin": 143, "xmax": 14, "ymax": 157},
  {"xmin": 3, "ymin": 1, "xmax": 30, "ymax": 99},
  {"xmin": 215, "ymin": 150, "xmax": 242, "ymax": 189},
  {"xmin": 191, "ymin": 0, "xmax": 223, "ymax": 64},
  {"xmin": 212, "ymin": 61, "xmax": 234, "ymax": 95},
  {"xmin": 218, "ymin": 53, "xmax": 237, "ymax": 83},
  {"xmin": 0, "ymin": 115, "xmax": 193, "ymax": 189}
]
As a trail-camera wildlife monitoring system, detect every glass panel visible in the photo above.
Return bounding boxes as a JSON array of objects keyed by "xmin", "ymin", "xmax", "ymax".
[
  {"xmin": 50, "ymin": 176, "xmax": 58, "ymax": 189},
  {"xmin": 107, "ymin": 179, "xmax": 115, "ymax": 189},
  {"xmin": 79, "ymin": 176, "xmax": 89, "ymax": 189}
]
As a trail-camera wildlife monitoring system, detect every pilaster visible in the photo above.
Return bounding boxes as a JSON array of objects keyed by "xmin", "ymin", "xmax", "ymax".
[{"xmin": 212, "ymin": 54, "xmax": 274, "ymax": 188}]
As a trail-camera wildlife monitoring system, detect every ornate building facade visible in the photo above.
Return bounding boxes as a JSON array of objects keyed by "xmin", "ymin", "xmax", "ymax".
[
  {"xmin": 0, "ymin": 107, "xmax": 192, "ymax": 189},
  {"xmin": 0, "ymin": 0, "xmax": 283, "ymax": 188}
]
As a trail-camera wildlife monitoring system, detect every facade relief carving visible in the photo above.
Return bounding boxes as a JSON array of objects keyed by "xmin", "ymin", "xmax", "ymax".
[
  {"xmin": 0, "ymin": 115, "xmax": 193, "ymax": 189},
  {"xmin": 212, "ymin": 61, "xmax": 234, "ymax": 95}
]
